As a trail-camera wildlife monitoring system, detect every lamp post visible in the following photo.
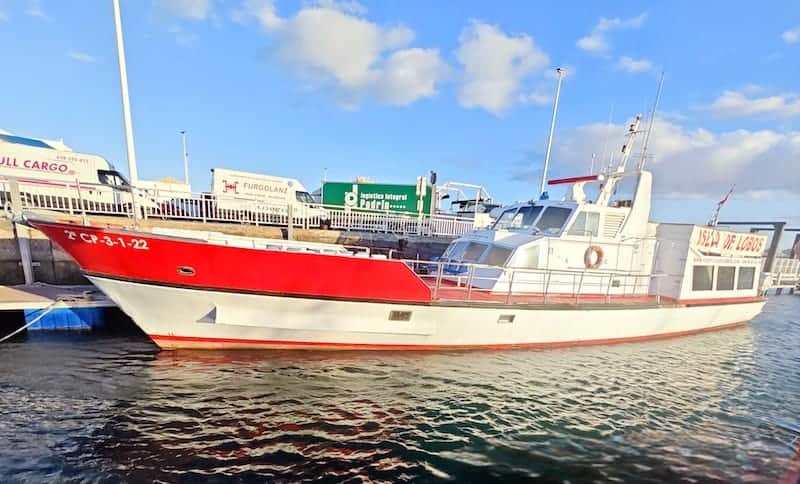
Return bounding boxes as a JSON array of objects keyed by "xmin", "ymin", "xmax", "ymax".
[
  {"xmin": 180, "ymin": 130, "xmax": 190, "ymax": 186},
  {"xmin": 112, "ymin": 0, "xmax": 140, "ymax": 219}
]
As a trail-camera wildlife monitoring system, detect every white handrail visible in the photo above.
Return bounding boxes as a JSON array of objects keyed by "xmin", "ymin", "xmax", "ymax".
[{"xmin": 0, "ymin": 179, "xmax": 476, "ymax": 237}]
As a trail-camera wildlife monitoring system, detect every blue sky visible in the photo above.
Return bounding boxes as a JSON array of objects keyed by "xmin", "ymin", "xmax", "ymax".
[{"xmin": 1, "ymin": 0, "xmax": 799, "ymax": 238}]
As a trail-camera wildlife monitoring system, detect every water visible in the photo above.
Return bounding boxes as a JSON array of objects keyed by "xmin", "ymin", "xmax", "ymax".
[{"xmin": 1, "ymin": 297, "xmax": 798, "ymax": 483}]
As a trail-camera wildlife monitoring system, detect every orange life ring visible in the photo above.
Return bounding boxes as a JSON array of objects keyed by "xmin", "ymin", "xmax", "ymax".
[{"xmin": 584, "ymin": 245, "xmax": 603, "ymax": 269}]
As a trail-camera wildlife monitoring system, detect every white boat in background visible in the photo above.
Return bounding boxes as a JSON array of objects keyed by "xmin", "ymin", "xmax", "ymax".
[{"xmin": 26, "ymin": 115, "xmax": 769, "ymax": 350}]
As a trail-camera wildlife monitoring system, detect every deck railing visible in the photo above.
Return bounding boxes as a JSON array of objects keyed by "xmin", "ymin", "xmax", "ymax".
[
  {"xmin": 1, "ymin": 179, "xmax": 476, "ymax": 237},
  {"xmin": 405, "ymin": 259, "xmax": 662, "ymax": 305}
]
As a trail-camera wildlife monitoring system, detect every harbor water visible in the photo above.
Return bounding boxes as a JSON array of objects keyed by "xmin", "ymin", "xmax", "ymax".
[{"xmin": 1, "ymin": 296, "xmax": 798, "ymax": 482}]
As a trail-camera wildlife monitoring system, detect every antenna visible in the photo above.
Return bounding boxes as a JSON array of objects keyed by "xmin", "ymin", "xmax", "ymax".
[
  {"xmin": 708, "ymin": 185, "xmax": 735, "ymax": 227},
  {"xmin": 538, "ymin": 67, "xmax": 565, "ymax": 200},
  {"xmin": 600, "ymin": 103, "xmax": 614, "ymax": 173},
  {"xmin": 639, "ymin": 71, "xmax": 665, "ymax": 170}
]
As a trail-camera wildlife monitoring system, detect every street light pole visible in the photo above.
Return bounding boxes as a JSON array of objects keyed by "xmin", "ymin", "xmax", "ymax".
[
  {"xmin": 112, "ymin": 0, "xmax": 140, "ymax": 219},
  {"xmin": 180, "ymin": 130, "xmax": 190, "ymax": 186},
  {"xmin": 539, "ymin": 67, "xmax": 564, "ymax": 200}
]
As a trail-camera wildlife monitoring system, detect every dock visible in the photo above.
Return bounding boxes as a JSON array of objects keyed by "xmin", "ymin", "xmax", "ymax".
[
  {"xmin": 0, "ymin": 283, "xmax": 114, "ymax": 310},
  {"xmin": 0, "ymin": 283, "xmax": 116, "ymax": 331}
]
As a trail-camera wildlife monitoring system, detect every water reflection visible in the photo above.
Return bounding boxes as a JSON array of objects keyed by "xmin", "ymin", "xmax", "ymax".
[{"xmin": 1, "ymin": 297, "xmax": 798, "ymax": 482}]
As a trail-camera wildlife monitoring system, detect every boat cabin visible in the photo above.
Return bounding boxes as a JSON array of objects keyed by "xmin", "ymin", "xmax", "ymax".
[
  {"xmin": 434, "ymin": 117, "xmax": 767, "ymax": 303},
  {"xmin": 435, "ymin": 167, "xmax": 766, "ymax": 303}
]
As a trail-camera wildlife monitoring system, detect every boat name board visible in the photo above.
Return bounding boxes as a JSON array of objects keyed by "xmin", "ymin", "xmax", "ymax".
[{"xmin": 691, "ymin": 226, "xmax": 766, "ymax": 257}]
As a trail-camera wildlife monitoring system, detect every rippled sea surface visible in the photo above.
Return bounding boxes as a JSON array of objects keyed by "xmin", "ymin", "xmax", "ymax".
[{"xmin": 1, "ymin": 297, "xmax": 799, "ymax": 483}]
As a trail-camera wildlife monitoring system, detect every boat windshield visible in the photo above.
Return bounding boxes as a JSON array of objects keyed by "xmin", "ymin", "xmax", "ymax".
[
  {"xmin": 534, "ymin": 207, "xmax": 573, "ymax": 235},
  {"xmin": 510, "ymin": 205, "xmax": 543, "ymax": 230},
  {"xmin": 491, "ymin": 208, "xmax": 518, "ymax": 230},
  {"xmin": 492, "ymin": 205, "xmax": 542, "ymax": 231}
]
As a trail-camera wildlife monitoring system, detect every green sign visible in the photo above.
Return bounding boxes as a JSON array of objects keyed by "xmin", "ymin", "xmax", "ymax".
[{"xmin": 322, "ymin": 182, "xmax": 432, "ymax": 214}]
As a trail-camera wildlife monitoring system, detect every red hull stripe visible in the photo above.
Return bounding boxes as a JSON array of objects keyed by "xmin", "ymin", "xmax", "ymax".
[{"xmin": 149, "ymin": 321, "xmax": 747, "ymax": 350}]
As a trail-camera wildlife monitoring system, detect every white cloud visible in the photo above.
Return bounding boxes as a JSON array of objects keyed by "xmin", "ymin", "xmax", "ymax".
[
  {"xmin": 617, "ymin": 56, "xmax": 653, "ymax": 73},
  {"xmin": 26, "ymin": 0, "xmax": 46, "ymax": 18},
  {"xmin": 235, "ymin": 0, "xmax": 447, "ymax": 107},
  {"xmin": 526, "ymin": 117, "xmax": 800, "ymax": 197},
  {"xmin": 782, "ymin": 26, "xmax": 800, "ymax": 44},
  {"xmin": 167, "ymin": 24, "xmax": 198, "ymax": 46},
  {"xmin": 231, "ymin": 0, "xmax": 282, "ymax": 29},
  {"xmin": 155, "ymin": 0, "xmax": 213, "ymax": 21},
  {"xmin": 456, "ymin": 21, "xmax": 549, "ymax": 115},
  {"xmin": 376, "ymin": 48, "xmax": 450, "ymax": 105},
  {"xmin": 520, "ymin": 91, "xmax": 552, "ymax": 106},
  {"xmin": 707, "ymin": 90, "xmax": 800, "ymax": 118},
  {"xmin": 67, "ymin": 51, "xmax": 96, "ymax": 63},
  {"xmin": 577, "ymin": 13, "xmax": 647, "ymax": 54}
]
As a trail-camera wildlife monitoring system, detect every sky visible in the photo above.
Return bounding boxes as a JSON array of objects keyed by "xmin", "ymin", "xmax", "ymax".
[{"xmin": 0, "ymin": 0, "xmax": 799, "ymax": 242}]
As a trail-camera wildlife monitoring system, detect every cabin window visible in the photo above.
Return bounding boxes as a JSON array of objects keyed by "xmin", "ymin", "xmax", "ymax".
[
  {"xmin": 462, "ymin": 242, "xmax": 488, "ymax": 262},
  {"xmin": 443, "ymin": 241, "xmax": 467, "ymax": 260},
  {"xmin": 716, "ymin": 266, "xmax": 735, "ymax": 291},
  {"xmin": 737, "ymin": 267, "xmax": 755, "ymax": 290},
  {"xmin": 509, "ymin": 205, "xmax": 543, "ymax": 230},
  {"xmin": 567, "ymin": 211, "xmax": 600, "ymax": 237},
  {"xmin": 692, "ymin": 265, "xmax": 714, "ymax": 291},
  {"xmin": 483, "ymin": 246, "xmax": 513, "ymax": 267},
  {"xmin": 535, "ymin": 207, "xmax": 573, "ymax": 235},
  {"xmin": 492, "ymin": 208, "xmax": 519, "ymax": 230}
]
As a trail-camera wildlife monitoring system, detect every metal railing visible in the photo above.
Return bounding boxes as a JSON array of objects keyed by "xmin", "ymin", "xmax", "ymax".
[
  {"xmin": 769, "ymin": 257, "xmax": 800, "ymax": 287},
  {"xmin": 0, "ymin": 179, "xmax": 476, "ymax": 237},
  {"xmin": 406, "ymin": 259, "xmax": 662, "ymax": 305}
]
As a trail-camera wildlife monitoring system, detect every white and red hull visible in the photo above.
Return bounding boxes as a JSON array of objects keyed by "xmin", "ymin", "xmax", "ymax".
[
  {"xmin": 30, "ymin": 219, "xmax": 766, "ymax": 351},
  {"xmin": 88, "ymin": 275, "xmax": 763, "ymax": 350}
]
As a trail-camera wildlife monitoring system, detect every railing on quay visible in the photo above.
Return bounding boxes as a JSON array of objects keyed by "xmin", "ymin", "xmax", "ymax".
[
  {"xmin": 405, "ymin": 258, "xmax": 662, "ymax": 305},
  {"xmin": 0, "ymin": 179, "xmax": 476, "ymax": 237},
  {"xmin": 769, "ymin": 257, "xmax": 800, "ymax": 288}
]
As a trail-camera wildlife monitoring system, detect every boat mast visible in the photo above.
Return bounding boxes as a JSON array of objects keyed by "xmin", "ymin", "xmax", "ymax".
[
  {"xmin": 538, "ymin": 67, "xmax": 565, "ymax": 200},
  {"xmin": 639, "ymin": 72, "xmax": 665, "ymax": 170}
]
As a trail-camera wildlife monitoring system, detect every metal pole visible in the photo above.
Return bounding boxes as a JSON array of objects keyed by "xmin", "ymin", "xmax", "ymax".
[
  {"xmin": 639, "ymin": 71, "xmax": 665, "ymax": 170},
  {"xmin": 112, "ymin": 0, "xmax": 140, "ymax": 220},
  {"xmin": 539, "ymin": 67, "xmax": 564, "ymax": 199},
  {"xmin": 9, "ymin": 180, "xmax": 34, "ymax": 284},
  {"xmin": 286, "ymin": 203, "xmax": 294, "ymax": 240},
  {"xmin": 181, "ymin": 130, "xmax": 190, "ymax": 186},
  {"xmin": 765, "ymin": 222, "xmax": 786, "ymax": 273}
]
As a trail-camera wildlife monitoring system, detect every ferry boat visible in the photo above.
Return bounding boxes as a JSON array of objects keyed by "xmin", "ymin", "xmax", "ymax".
[{"xmin": 25, "ymin": 117, "xmax": 768, "ymax": 350}]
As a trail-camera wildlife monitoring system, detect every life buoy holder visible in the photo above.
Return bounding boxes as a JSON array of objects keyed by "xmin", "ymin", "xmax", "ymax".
[{"xmin": 584, "ymin": 245, "xmax": 603, "ymax": 269}]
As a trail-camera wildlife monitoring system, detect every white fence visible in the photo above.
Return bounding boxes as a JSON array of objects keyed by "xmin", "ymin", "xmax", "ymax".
[{"xmin": 0, "ymin": 179, "xmax": 477, "ymax": 237}]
